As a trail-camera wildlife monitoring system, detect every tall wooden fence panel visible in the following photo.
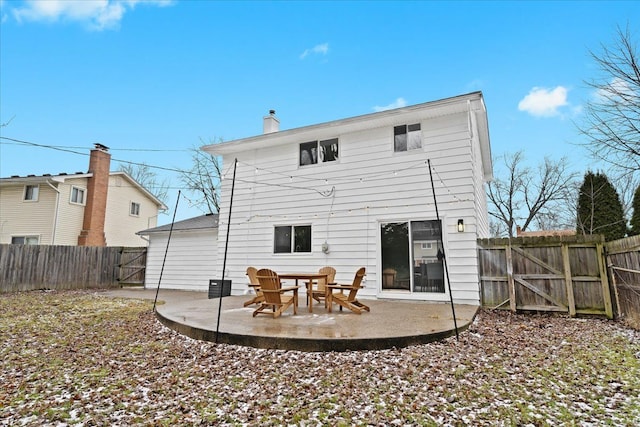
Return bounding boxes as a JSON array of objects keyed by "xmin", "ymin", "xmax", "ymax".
[
  {"xmin": 478, "ymin": 235, "xmax": 613, "ymax": 318},
  {"xmin": 0, "ymin": 244, "xmax": 145, "ymax": 292},
  {"xmin": 605, "ymin": 235, "xmax": 640, "ymax": 329}
]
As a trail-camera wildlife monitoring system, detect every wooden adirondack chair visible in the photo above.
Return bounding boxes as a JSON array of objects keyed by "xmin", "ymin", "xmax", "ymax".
[
  {"xmin": 253, "ymin": 268, "xmax": 299, "ymax": 318},
  {"xmin": 243, "ymin": 267, "xmax": 265, "ymax": 307},
  {"xmin": 306, "ymin": 266, "xmax": 336, "ymax": 308},
  {"xmin": 327, "ymin": 267, "xmax": 369, "ymax": 314}
]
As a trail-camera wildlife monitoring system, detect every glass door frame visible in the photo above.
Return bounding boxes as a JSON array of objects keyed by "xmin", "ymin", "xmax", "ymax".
[{"xmin": 376, "ymin": 217, "xmax": 450, "ymax": 301}]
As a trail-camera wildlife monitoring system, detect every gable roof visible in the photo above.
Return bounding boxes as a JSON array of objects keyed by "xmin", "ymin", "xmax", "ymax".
[
  {"xmin": 202, "ymin": 91, "xmax": 492, "ymax": 180},
  {"xmin": 137, "ymin": 213, "xmax": 219, "ymax": 235},
  {"xmin": 0, "ymin": 171, "xmax": 167, "ymax": 210}
]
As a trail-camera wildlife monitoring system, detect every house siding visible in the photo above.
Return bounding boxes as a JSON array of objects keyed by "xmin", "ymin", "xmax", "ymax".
[
  {"xmin": 0, "ymin": 183, "xmax": 58, "ymax": 244},
  {"xmin": 55, "ymin": 177, "xmax": 89, "ymax": 245},
  {"xmin": 1, "ymin": 173, "xmax": 164, "ymax": 247},
  {"xmin": 143, "ymin": 229, "xmax": 219, "ymax": 291},
  {"xmin": 105, "ymin": 175, "xmax": 158, "ymax": 247},
  {"xmin": 211, "ymin": 102, "xmax": 489, "ymax": 305}
]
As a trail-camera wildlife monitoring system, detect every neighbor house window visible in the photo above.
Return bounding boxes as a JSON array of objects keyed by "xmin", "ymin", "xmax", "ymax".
[
  {"xmin": 24, "ymin": 185, "xmax": 39, "ymax": 201},
  {"xmin": 12, "ymin": 236, "xmax": 39, "ymax": 245},
  {"xmin": 130, "ymin": 202, "xmax": 140, "ymax": 216},
  {"xmin": 394, "ymin": 123, "xmax": 422, "ymax": 152},
  {"xmin": 274, "ymin": 225, "xmax": 312, "ymax": 253},
  {"xmin": 70, "ymin": 186, "xmax": 86, "ymax": 205},
  {"xmin": 299, "ymin": 138, "xmax": 339, "ymax": 166}
]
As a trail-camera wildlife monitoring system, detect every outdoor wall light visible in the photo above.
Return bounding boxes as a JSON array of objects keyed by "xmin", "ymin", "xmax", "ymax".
[{"xmin": 457, "ymin": 219, "xmax": 465, "ymax": 232}]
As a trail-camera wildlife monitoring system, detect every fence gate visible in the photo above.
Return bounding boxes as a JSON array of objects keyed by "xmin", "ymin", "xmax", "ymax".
[
  {"xmin": 118, "ymin": 247, "xmax": 147, "ymax": 286},
  {"xmin": 479, "ymin": 235, "xmax": 613, "ymax": 318}
]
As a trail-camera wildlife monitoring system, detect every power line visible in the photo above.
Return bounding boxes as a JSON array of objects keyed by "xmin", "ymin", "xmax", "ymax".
[
  {"xmin": 0, "ymin": 136, "xmax": 195, "ymax": 176},
  {"xmin": 0, "ymin": 136, "xmax": 188, "ymax": 152}
]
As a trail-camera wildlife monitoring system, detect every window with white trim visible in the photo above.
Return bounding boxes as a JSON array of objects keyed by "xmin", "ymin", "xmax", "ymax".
[
  {"xmin": 24, "ymin": 185, "xmax": 39, "ymax": 201},
  {"xmin": 12, "ymin": 236, "xmax": 39, "ymax": 245},
  {"xmin": 130, "ymin": 202, "xmax": 140, "ymax": 217},
  {"xmin": 394, "ymin": 123, "xmax": 422, "ymax": 152},
  {"xmin": 299, "ymin": 138, "xmax": 339, "ymax": 166},
  {"xmin": 70, "ymin": 186, "xmax": 86, "ymax": 205},
  {"xmin": 274, "ymin": 225, "xmax": 312, "ymax": 253}
]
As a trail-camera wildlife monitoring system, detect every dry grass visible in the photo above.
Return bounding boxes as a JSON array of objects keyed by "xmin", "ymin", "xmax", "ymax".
[{"xmin": 1, "ymin": 290, "xmax": 639, "ymax": 426}]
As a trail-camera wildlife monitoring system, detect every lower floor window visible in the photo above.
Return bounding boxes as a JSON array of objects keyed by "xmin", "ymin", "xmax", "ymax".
[
  {"xmin": 12, "ymin": 236, "xmax": 39, "ymax": 245},
  {"xmin": 380, "ymin": 220, "xmax": 444, "ymax": 293},
  {"xmin": 274, "ymin": 225, "xmax": 312, "ymax": 253}
]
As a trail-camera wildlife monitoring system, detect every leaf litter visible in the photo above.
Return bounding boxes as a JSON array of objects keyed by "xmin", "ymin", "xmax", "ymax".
[{"xmin": 1, "ymin": 290, "xmax": 638, "ymax": 426}]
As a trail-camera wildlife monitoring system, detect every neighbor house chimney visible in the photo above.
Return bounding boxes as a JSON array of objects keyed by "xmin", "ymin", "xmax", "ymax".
[
  {"xmin": 263, "ymin": 109, "xmax": 280, "ymax": 134},
  {"xmin": 78, "ymin": 143, "xmax": 110, "ymax": 246}
]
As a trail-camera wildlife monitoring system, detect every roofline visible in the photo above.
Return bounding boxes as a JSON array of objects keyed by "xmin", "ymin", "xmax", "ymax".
[
  {"xmin": 0, "ymin": 171, "xmax": 169, "ymax": 210},
  {"xmin": 110, "ymin": 171, "xmax": 168, "ymax": 210},
  {"xmin": 202, "ymin": 92, "xmax": 492, "ymax": 181}
]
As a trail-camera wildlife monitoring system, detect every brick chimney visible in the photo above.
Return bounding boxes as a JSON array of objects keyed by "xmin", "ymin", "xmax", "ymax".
[
  {"xmin": 263, "ymin": 109, "xmax": 279, "ymax": 134},
  {"xmin": 78, "ymin": 143, "xmax": 110, "ymax": 246}
]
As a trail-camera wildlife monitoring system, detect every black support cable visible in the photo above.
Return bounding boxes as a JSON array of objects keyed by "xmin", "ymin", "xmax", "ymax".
[
  {"xmin": 153, "ymin": 190, "xmax": 181, "ymax": 312},
  {"xmin": 215, "ymin": 158, "xmax": 238, "ymax": 343},
  {"xmin": 427, "ymin": 159, "xmax": 459, "ymax": 341}
]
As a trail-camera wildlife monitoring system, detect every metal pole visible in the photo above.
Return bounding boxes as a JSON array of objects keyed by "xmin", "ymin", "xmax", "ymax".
[
  {"xmin": 153, "ymin": 190, "xmax": 181, "ymax": 312},
  {"xmin": 427, "ymin": 159, "xmax": 459, "ymax": 340},
  {"xmin": 215, "ymin": 158, "xmax": 238, "ymax": 343}
]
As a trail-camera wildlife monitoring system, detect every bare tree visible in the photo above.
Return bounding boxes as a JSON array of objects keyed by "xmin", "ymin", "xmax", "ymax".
[
  {"xmin": 179, "ymin": 140, "xmax": 222, "ymax": 214},
  {"xmin": 487, "ymin": 151, "xmax": 579, "ymax": 237},
  {"xmin": 577, "ymin": 25, "xmax": 640, "ymax": 175},
  {"xmin": 118, "ymin": 162, "xmax": 170, "ymax": 205}
]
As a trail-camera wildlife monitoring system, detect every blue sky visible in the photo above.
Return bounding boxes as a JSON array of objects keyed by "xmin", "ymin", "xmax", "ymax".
[{"xmin": 1, "ymin": 0, "xmax": 638, "ymax": 225}]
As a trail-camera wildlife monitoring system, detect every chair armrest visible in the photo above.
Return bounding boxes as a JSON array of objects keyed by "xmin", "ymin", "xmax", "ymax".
[
  {"xmin": 280, "ymin": 286, "xmax": 300, "ymax": 292},
  {"xmin": 327, "ymin": 284, "xmax": 355, "ymax": 290}
]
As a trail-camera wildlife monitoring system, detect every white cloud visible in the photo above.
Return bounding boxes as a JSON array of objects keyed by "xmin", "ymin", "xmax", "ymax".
[
  {"xmin": 11, "ymin": 0, "xmax": 173, "ymax": 31},
  {"xmin": 300, "ymin": 43, "xmax": 329, "ymax": 59},
  {"xmin": 518, "ymin": 86, "xmax": 568, "ymax": 117},
  {"xmin": 594, "ymin": 77, "xmax": 636, "ymax": 102},
  {"xmin": 373, "ymin": 97, "xmax": 407, "ymax": 112}
]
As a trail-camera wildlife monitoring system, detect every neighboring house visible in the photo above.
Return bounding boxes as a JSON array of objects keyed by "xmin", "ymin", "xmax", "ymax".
[
  {"xmin": 0, "ymin": 144, "xmax": 167, "ymax": 246},
  {"xmin": 137, "ymin": 214, "xmax": 219, "ymax": 291},
  {"xmin": 203, "ymin": 92, "xmax": 493, "ymax": 305}
]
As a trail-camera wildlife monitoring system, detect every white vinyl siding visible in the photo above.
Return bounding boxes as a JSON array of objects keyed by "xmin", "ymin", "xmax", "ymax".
[
  {"xmin": 104, "ymin": 175, "xmax": 157, "ymax": 246},
  {"xmin": 144, "ymin": 229, "xmax": 218, "ymax": 291},
  {"xmin": 0, "ymin": 183, "xmax": 58, "ymax": 244},
  {"xmin": 214, "ymin": 114, "xmax": 483, "ymax": 304}
]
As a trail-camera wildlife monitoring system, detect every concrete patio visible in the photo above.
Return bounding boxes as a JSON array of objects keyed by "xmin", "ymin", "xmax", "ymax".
[{"xmin": 105, "ymin": 288, "xmax": 478, "ymax": 352}]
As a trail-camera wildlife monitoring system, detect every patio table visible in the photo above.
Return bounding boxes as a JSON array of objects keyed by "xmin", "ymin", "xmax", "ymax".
[{"xmin": 278, "ymin": 273, "xmax": 329, "ymax": 313}]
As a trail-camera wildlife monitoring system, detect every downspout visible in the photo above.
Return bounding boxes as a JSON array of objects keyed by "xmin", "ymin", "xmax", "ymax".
[{"xmin": 45, "ymin": 179, "xmax": 61, "ymax": 245}]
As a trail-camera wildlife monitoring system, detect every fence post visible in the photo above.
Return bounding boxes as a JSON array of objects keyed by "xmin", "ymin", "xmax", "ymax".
[
  {"xmin": 561, "ymin": 243, "xmax": 576, "ymax": 317},
  {"xmin": 506, "ymin": 242, "xmax": 516, "ymax": 312},
  {"xmin": 597, "ymin": 242, "xmax": 614, "ymax": 319}
]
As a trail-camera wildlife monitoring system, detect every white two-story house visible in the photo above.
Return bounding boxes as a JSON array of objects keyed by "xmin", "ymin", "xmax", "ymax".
[
  {"xmin": 203, "ymin": 92, "xmax": 492, "ymax": 305},
  {"xmin": 0, "ymin": 144, "xmax": 167, "ymax": 247}
]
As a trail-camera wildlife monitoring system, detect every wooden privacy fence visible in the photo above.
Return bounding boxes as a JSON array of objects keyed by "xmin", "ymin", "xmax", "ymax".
[
  {"xmin": 0, "ymin": 244, "xmax": 146, "ymax": 292},
  {"xmin": 118, "ymin": 247, "xmax": 147, "ymax": 286},
  {"xmin": 605, "ymin": 235, "xmax": 640, "ymax": 329},
  {"xmin": 478, "ymin": 235, "xmax": 613, "ymax": 319}
]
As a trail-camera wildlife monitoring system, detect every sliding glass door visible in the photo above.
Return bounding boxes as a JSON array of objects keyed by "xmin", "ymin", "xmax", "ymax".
[{"xmin": 381, "ymin": 220, "xmax": 444, "ymax": 293}]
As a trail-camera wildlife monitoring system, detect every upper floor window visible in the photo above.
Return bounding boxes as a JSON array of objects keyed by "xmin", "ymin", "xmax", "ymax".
[
  {"xmin": 24, "ymin": 185, "xmax": 39, "ymax": 201},
  {"xmin": 130, "ymin": 202, "xmax": 140, "ymax": 217},
  {"xmin": 299, "ymin": 138, "xmax": 339, "ymax": 166},
  {"xmin": 274, "ymin": 225, "xmax": 312, "ymax": 253},
  {"xmin": 12, "ymin": 235, "xmax": 39, "ymax": 245},
  {"xmin": 394, "ymin": 123, "xmax": 422, "ymax": 152},
  {"xmin": 70, "ymin": 186, "xmax": 86, "ymax": 205}
]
